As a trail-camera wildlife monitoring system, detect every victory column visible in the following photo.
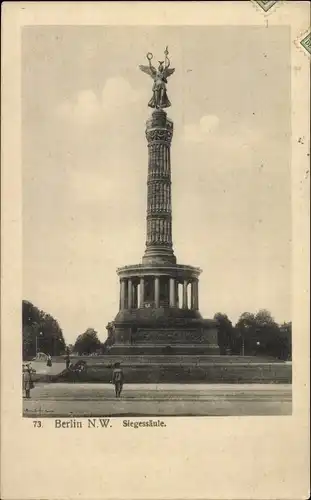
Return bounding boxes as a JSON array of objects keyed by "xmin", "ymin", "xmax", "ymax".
[{"xmin": 108, "ymin": 48, "xmax": 219, "ymax": 355}]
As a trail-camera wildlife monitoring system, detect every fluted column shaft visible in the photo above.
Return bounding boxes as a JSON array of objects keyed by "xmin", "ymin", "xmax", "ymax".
[
  {"xmin": 143, "ymin": 110, "xmax": 176, "ymax": 265},
  {"xmin": 146, "ymin": 142, "xmax": 171, "ymax": 245}
]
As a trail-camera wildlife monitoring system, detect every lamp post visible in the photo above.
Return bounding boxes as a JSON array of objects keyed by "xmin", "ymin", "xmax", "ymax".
[
  {"xmin": 35, "ymin": 331, "xmax": 43, "ymax": 356},
  {"xmin": 242, "ymin": 324, "xmax": 249, "ymax": 356}
]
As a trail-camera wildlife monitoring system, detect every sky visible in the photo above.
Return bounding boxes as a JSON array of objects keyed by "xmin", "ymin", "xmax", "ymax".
[{"xmin": 22, "ymin": 25, "xmax": 291, "ymax": 344}]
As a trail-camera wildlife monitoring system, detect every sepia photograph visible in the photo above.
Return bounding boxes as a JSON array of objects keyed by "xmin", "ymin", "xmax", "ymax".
[
  {"xmin": 21, "ymin": 24, "xmax": 293, "ymax": 418},
  {"xmin": 2, "ymin": 3, "xmax": 310, "ymax": 500}
]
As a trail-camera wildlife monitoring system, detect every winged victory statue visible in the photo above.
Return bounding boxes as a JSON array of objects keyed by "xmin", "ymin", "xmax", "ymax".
[{"xmin": 139, "ymin": 47, "xmax": 175, "ymax": 109}]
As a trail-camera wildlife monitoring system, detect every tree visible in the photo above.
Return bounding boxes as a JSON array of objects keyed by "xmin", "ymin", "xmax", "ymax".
[
  {"xmin": 236, "ymin": 312, "xmax": 256, "ymax": 330},
  {"xmin": 67, "ymin": 344, "xmax": 74, "ymax": 354},
  {"xmin": 235, "ymin": 309, "xmax": 291, "ymax": 359},
  {"xmin": 254, "ymin": 309, "xmax": 279, "ymax": 356},
  {"xmin": 266, "ymin": 321, "xmax": 292, "ymax": 360},
  {"xmin": 255, "ymin": 309, "xmax": 275, "ymax": 326},
  {"xmin": 235, "ymin": 312, "xmax": 257, "ymax": 355},
  {"xmin": 41, "ymin": 313, "xmax": 66, "ymax": 356},
  {"xmin": 22, "ymin": 300, "xmax": 66, "ymax": 359},
  {"xmin": 73, "ymin": 328, "xmax": 101, "ymax": 355},
  {"xmin": 214, "ymin": 313, "xmax": 234, "ymax": 355},
  {"xmin": 279, "ymin": 322, "xmax": 292, "ymax": 360}
]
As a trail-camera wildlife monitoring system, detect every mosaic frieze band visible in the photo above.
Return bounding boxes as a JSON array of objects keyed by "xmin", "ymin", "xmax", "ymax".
[{"xmin": 134, "ymin": 329, "xmax": 206, "ymax": 344}]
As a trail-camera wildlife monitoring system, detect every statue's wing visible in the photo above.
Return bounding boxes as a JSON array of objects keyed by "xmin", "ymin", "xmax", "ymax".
[
  {"xmin": 164, "ymin": 67, "xmax": 175, "ymax": 78},
  {"xmin": 139, "ymin": 64, "xmax": 156, "ymax": 78}
]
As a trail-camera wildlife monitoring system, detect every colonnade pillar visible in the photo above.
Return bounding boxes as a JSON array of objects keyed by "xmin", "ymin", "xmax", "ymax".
[
  {"xmin": 189, "ymin": 279, "xmax": 199, "ymax": 310},
  {"xmin": 120, "ymin": 276, "xmax": 199, "ymax": 311},
  {"xmin": 120, "ymin": 280, "xmax": 126, "ymax": 310},
  {"xmin": 140, "ymin": 278, "xmax": 144, "ymax": 307},
  {"xmin": 154, "ymin": 277, "xmax": 160, "ymax": 308},
  {"xmin": 169, "ymin": 278, "xmax": 176, "ymax": 307},
  {"xmin": 133, "ymin": 284, "xmax": 138, "ymax": 308},
  {"xmin": 193, "ymin": 279, "xmax": 199, "ymax": 310},
  {"xmin": 191, "ymin": 281, "xmax": 195, "ymax": 310},
  {"xmin": 182, "ymin": 280, "xmax": 188, "ymax": 309},
  {"xmin": 128, "ymin": 279, "xmax": 133, "ymax": 309}
]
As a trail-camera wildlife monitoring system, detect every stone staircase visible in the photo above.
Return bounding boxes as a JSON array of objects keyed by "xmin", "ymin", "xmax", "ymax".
[
  {"xmin": 51, "ymin": 355, "xmax": 291, "ymax": 384},
  {"xmin": 88, "ymin": 354, "xmax": 282, "ymax": 366}
]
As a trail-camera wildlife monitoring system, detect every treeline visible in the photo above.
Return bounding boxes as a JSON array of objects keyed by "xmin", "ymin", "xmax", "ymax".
[
  {"xmin": 214, "ymin": 309, "xmax": 291, "ymax": 360},
  {"xmin": 23, "ymin": 301, "xmax": 291, "ymax": 361},
  {"xmin": 23, "ymin": 300, "xmax": 67, "ymax": 359},
  {"xmin": 22, "ymin": 300, "xmax": 108, "ymax": 359},
  {"xmin": 23, "ymin": 300, "xmax": 111, "ymax": 360}
]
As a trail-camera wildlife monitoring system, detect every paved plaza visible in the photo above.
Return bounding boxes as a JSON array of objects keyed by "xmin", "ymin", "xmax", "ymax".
[{"xmin": 23, "ymin": 383, "xmax": 292, "ymax": 417}]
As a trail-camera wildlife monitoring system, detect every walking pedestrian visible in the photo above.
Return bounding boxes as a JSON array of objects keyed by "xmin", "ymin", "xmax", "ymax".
[
  {"xmin": 47, "ymin": 354, "xmax": 52, "ymax": 367},
  {"xmin": 112, "ymin": 362, "xmax": 124, "ymax": 398},
  {"xmin": 65, "ymin": 352, "xmax": 71, "ymax": 370}
]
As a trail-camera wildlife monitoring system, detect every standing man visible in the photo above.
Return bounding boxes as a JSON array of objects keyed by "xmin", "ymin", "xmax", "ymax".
[
  {"xmin": 112, "ymin": 362, "xmax": 124, "ymax": 398},
  {"xmin": 23, "ymin": 363, "xmax": 35, "ymax": 399}
]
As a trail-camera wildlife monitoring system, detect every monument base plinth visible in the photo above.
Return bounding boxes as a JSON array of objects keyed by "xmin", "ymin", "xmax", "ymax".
[{"xmin": 108, "ymin": 314, "xmax": 219, "ymax": 356}]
